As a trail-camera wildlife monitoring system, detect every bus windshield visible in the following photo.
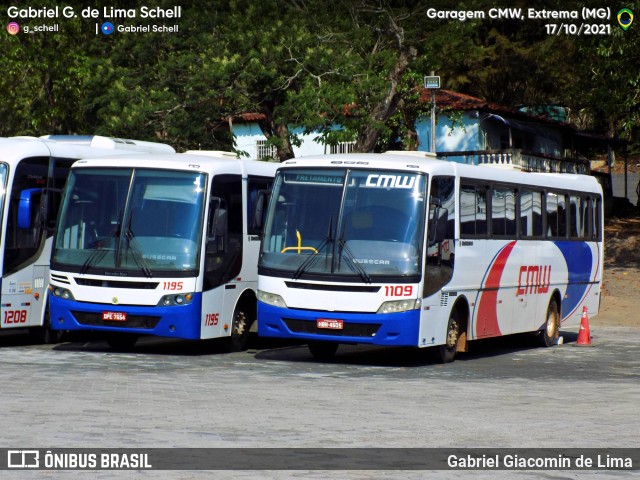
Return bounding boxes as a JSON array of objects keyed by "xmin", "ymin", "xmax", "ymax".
[
  {"xmin": 52, "ymin": 168, "xmax": 206, "ymax": 276},
  {"xmin": 260, "ymin": 168, "xmax": 427, "ymax": 281}
]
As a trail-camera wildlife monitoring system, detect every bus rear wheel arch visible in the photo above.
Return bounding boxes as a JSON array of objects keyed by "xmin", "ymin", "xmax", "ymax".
[
  {"xmin": 538, "ymin": 295, "xmax": 561, "ymax": 347},
  {"xmin": 438, "ymin": 300, "xmax": 469, "ymax": 363},
  {"xmin": 221, "ymin": 291, "xmax": 256, "ymax": 352}
]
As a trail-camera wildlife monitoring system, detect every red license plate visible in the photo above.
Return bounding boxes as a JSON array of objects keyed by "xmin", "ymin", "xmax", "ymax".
[
  {"xmin": 317, "ymin": 318, "xmax": 344, "ymax": 330},
  {"xmin": 102, "ymin": 311, "xmax": 127, "ymax": 322}
]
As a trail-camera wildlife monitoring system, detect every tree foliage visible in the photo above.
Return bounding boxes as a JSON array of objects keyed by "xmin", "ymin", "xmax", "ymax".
[{"xmin": 0, "ymin": 0, "xmax": 638, "ymax": 155}]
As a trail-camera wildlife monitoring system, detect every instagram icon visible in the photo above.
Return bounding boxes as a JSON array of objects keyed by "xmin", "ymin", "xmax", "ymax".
[{"xmin": 7, "ymin": 22, "xmax": 20, "ymax": 35}]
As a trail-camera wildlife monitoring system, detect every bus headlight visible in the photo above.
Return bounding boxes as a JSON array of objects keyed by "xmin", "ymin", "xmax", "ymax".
[
  {"xmin": 377, "ymin": 298, "xmax": 421, "ymax": 314},
  {"xmin": 51, "ymin": 287, "xmax": 76, "ymax": 301},
  {"xmin": 257, "ymin": 290, "xmax": 288, "ymax": 308},
  {"xmin": 158, "ymin": 293, "xmax": 194, "ymax": 306}
]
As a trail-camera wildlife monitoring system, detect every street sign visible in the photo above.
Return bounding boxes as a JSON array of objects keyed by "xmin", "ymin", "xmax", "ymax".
[{"xmin": 424, "ymin": 76, "xmax": 440, "ymax": 89}]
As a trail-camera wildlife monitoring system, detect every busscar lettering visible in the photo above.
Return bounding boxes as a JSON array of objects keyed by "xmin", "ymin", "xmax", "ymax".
[
  {"xmin": 353, "ymin": 258, "xmax": 390, "ymax": 265},
  {"xmin": 516, "ymin": 265, "xmax": 551, "ymax": 296}
]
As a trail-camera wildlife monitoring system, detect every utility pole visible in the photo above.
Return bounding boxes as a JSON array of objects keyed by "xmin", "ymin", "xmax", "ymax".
[{"xmin": 424, "ymin": 72, "xmax": 440, "ymax": 154}]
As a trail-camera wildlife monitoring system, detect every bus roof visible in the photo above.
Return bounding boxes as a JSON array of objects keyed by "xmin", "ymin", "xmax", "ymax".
[
  {"xmin": 279, "ymin": 153, "xmax": 602, "ymax": 195},
  {"xmin": 0, "ymin": 136, "xmax": 175, "ymax": 165},
  {"xmin": 70, "ymin": 152, "xmax": 280, "ymax": 177}
]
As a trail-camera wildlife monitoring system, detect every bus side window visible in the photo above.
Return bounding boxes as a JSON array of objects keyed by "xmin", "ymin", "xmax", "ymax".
[
  {"xmin": 247, "ymin": 176, "xmax": 273, "ymax": 235},
  {"xmin": 491, "ymin": 186, "xmax": 516, "ymax": 237},
  {"xmin": 424, "ymin": 175, "xmax": 455, "ymax": 298},
  {"xmin": 204, "ymin": 175, "xmax": 243, "ymax": 291},
  {"xmin": 3, "ymin": 157, "xmax": 49, "ymax": 276},
  {"xmin": 520, "ymin": 190, "xmax": 543, "ymax": 238},
  {"xmin": 460, "ymin": 183, "xmax": 487, "ymax": 237},
  {"xmin": 46, "ymin": 157, "xmax": 75, "ymax": 232},
  {"xmin": 207, "ymin": 197, "xmax": 227, "ymax": 254},
  {"xmin": 569, "ymin": 195, "xmax": 589, "ymax": 239}
]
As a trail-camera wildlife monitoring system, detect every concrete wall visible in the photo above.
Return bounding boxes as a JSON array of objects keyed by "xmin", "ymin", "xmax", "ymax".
[{"xmin": 612, "ymin": 172, "xmax": 639, "ymax": 206}]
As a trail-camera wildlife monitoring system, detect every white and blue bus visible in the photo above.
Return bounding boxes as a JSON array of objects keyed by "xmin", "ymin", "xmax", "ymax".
[
  {"xmin": 0, "ymin": 135, "xmax": 174, "ymax": 342},
  {"xmin": 257, "ymin": 153, "xmax": 603, "ymax": 362},
  {"xmin": 48, "ymin": 153, "xmax": 278, "ymax": 350}
]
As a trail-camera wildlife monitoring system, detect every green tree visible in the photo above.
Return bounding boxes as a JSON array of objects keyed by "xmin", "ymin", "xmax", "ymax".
[{"xmin": 0, "ymin": 1, "xmax": 92, "ymax": 135}]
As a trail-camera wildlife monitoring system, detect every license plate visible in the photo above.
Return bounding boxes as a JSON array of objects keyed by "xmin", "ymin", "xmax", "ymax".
[
  {"xmin": 102, "ymin": 311, "xmax": 127, "ymax": 322},
  {"xmin": 317, "ymin": 318, "xmax": 344, "ymax": 330}
]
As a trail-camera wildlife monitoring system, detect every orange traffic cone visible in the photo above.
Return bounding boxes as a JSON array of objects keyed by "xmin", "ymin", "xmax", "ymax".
[{"xmin": 575, "ymin": 306, "xmax": 593, "ymax": 347}]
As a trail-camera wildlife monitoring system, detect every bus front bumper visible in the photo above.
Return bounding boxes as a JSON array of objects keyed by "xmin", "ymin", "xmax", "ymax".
[
  {"xmin": 49, "ymin": 294, "xmax": 203, "ymax": 340},
  {"xmin": 257, "ymin": 301, "xmax": 420, "ymax": 347}
]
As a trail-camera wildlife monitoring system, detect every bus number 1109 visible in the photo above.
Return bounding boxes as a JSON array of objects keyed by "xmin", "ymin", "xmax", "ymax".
[{"xmin": 384, "ymin": 286, "xmax": 413, "ymax": 297}]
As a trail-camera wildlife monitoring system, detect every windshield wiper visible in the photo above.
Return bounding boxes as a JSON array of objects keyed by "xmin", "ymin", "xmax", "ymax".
[
  {"xmin": 79, "ymin": 214, "xmax": 122, "ymax": 275},
  {"xmin": 336, "ymin": 228, "xmax": 372, "ymax": 284},
  {"xmin": 292, "ymin": 217, "xmax": 334, "ymax": 280},
  {"xmin": 79, "ymin": 238, "xmax": 113, "ymax": 275},
  {"xmin": 123, "ymin": 210, "xmax": 153, "ymax": 278}
]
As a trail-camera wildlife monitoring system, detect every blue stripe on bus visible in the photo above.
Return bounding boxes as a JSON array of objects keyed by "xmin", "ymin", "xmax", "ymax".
[
  {"xmin": 553, "ymin": 241, "xmax": 593, "ymax": 318},
  {"xmin": 257, "ymin": 302, "xmax": 421, "ymax": 347}
]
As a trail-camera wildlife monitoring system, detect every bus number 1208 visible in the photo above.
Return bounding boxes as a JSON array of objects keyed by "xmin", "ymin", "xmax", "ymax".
[{"xmin": 4, "ymin": 310, "xmax": 27, "ymax": 324}]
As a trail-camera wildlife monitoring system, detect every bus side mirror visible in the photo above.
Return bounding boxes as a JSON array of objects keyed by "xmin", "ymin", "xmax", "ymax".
[
  {"xmin": 18, "ymin": 188, "xmax": 43, "ymax": 230},
  {"xmin": 251, "ymin": 190, "xmax": 271, "ymax": 234},
  {"xmin": 207, "ymin": 196, "xmax": 227, "ymax": 254}
]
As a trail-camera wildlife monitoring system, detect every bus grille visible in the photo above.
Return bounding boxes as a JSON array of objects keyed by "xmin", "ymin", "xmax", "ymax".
[
  {"xmin": 71, "ymin": 311, "xmax": 161, "ymax": 329},
  {"xmin": 283, "ymin": 318, "xmax": 380, "ymax": 337}
]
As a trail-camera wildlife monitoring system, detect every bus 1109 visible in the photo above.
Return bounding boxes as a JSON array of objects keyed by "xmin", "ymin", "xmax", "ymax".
[
  {"xmin": 0, "ymin": 135, "xmax": 173, "ymax": 343},
  {"xmin": 48, "ymin": 152, "xmax": 278, "ymax": 350},
  {"xmin": 256, "ymin": 152, "xmax": 603, "ymax": 362}
]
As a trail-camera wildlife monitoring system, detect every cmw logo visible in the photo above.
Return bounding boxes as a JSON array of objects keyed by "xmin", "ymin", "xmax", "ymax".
[{"xmin": 365, "ymin": 174, "xmax": 416, "ymax": 189}]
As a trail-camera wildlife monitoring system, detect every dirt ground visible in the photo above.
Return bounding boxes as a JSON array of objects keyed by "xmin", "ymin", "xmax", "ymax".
[{"xmin": 599, "ymin": 216, "xmax": 640, "ymax": 327}]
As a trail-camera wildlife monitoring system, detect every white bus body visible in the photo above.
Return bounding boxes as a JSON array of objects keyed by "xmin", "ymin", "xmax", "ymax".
[
  {"xmin": 49, "ymin": 153, "xmax": 278, "ymax": 350},
  {"xmin": 257, "ymin": 153, "xmax": 604, "ymax": 362},
  {"xmin": 0, "ymin": 136, "xmax": 174, "ymax": 341}
]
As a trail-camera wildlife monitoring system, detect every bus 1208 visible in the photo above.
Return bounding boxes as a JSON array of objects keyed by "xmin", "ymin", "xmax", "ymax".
[
  {"xmin": 0, "ymin": 135, "xmax": 173, "ymax": 343},
  {"xmin": 48, "ymin": 152, "xmax": 278, "ymax": 350},
  {"xmin": 256, "ymin": 153, "xmax": 603, "ymax": 362}
]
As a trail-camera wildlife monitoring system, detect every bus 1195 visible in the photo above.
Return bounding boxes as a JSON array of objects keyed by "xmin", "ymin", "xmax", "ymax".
[
  {"xmin": 48, "ymin": 152, "xmax": 278, "ymax": 350},
  {"xmin": 0, "ymin": 135, "xmax": 173, "ymax": 343},
  {"xmin": 256, "ymin": 153, "xmax": 603, "ymax": 362}
]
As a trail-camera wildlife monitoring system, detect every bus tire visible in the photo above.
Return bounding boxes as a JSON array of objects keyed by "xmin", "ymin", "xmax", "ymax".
[
  {"xmin": 438, "ymin": 310, "xmax": 461, "ymax": 363},
  {"xmin": 106, "ymin": 333, "xmax": 138, "ymax": 351},
  {"xmin": 308, "ymin": 341, "xmax": 339, "ymax": 360},
  {"xmin": 221, "ymin": 307, "xmax": 251, "ymax": 352},
  {"xmin": 29, "ymin": 309, "xmax": 61, "ymax": 344},
  {"xmin": 539, "ymin": 299, "xmax": 560, "ymax": 347}
]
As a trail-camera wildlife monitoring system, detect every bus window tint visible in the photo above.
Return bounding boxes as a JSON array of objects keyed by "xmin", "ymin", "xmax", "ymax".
[
  {"xmin": 4, "ymin": 157, "xmax": 49, "ymax": 275},
  {"xmin": 491, "ymin": 187, "xmax": 516, "ymax": 237},
  {"xmin": 570, "ymin": 195, "xmax": 589, "ymax": 239},
  {"xmin": 460, "ymin": 184, "xmax": 488, "ymax": 237},
  {"xmin": 519, "ymin": 190, "xmax": 542, "ymax": 237},
  {"xmin": 546, "ymin": 192, "xmax": 564, "ymax": 238}
]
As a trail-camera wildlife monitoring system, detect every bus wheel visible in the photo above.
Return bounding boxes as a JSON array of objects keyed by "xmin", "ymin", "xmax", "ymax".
[
  {"xmin": 438, "ymin": 311, "xmax": 461, "ymax": 363},
  {"xmin": 539, "ymin": 299, "xmax": 560, "ymax": 347},
  {"xmin": 308, "ymin": 341, "xmax": 339, "ymax": 360},
  {"xmin": 29, "ymin": 310, "xmax": 61, "ymax": 344},
  {"xmin": 106, "ymin": 333, "xmax": 138, "ymax": 351},
  {"xmin": 222, "ymin": 308, "xmax": 251, "ymax": 352}
]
